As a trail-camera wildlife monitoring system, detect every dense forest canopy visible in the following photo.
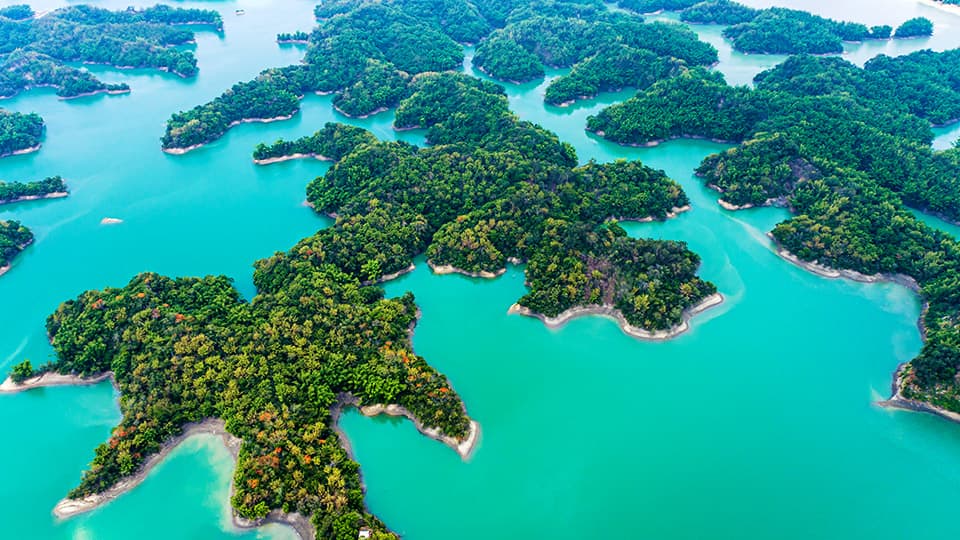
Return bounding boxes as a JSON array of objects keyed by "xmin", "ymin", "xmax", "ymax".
[
  {"xmin": 0, "ymin": 109, "xmax": 43, "ymax": 157},
  {"xmin": 36, "ymin": 72, "xmax": 717, "ymax": 539},
  {"xmin": 0, "ymin": 4, "xmax": 220, "ymax": 99},
  {"xmin": 162, "ymin": 0, "xmax": 722, "ymax": 149},
  {"xmin": 591, "ymin": 46, "xmax": 960, "ymax": 419}
]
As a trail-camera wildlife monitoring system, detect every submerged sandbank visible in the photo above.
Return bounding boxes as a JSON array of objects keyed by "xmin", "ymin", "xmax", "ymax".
[{"xmin": 508, "ymin": 292, "xmax": 724, "ymax": 341}]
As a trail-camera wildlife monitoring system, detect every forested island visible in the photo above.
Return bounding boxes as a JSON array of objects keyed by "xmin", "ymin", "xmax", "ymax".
[
  {"xmin": 0, "ymin": 175, "xmax": 67, "ymax": 204},
  {"xmin": 621, "ymin": 0, "xmax": 927, "ymax": 54},
  {"xmin": 0, "ymin": 220, "xmax": 31, "ymax": 275},
  {"xmin": 0, "ymin": 4, "xmax": 221, "ymax": 99},
  {"xmin": 591, "ymin": 48, "xmax": 960, "ymax": 424},
  {"xmin": 17, "ymin": 71, "xmax": 719, "ymax": 540},
  {"xmin": 0, "ymin": 110, "xmax": 43, "ymax": 157}
]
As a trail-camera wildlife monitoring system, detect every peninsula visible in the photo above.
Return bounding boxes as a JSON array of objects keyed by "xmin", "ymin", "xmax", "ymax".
[{"xmin": 25, "ymin": 70, "xmax": 719, "ymax": 540}]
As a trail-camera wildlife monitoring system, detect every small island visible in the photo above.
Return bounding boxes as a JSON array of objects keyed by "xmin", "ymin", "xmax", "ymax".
[
  {"xmin": 0, "ymin": 110, "xmax": 44, "ymax": 158},
  {"xmin": 0, "ymin": 176, "xmax": 68, "ymax": 205},
  {"xmin": 277, "ymin": 31, "xmax": 310, "ymax": 44}
]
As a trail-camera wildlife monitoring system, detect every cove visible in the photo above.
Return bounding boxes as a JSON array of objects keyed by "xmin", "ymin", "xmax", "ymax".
[{"xmin": 2, "ymin": 0, "xmax": 960, "ymax": 539}]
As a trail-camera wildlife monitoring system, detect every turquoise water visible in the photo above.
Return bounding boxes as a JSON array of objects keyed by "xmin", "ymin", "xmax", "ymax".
[{"xmin": 2, "ymin": 1, "xmax": 960, "ymax": 538}]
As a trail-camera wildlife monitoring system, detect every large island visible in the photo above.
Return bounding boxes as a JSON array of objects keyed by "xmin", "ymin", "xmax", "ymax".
[{"xmin": 7, "ymin": 71, "xmax": 720, "ymax": 539}]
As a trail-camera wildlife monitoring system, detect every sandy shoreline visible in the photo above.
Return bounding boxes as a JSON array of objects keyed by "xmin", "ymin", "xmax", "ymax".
[
  {"xmin": 363, "ymin": 263, "xmax": 416, "ymax": 285},
  {"xmin": 0, "ymin": 191, "xmax": 68, "ymax": 206},
  {"xmin": 59, "ymin": 88, "xmax": 131, "ymax": 100},
  {"xmin": 336, "ymin": 394, "xmax": 480, "ymax": 461},
  {"xmin": 334, "ymin": 105, "xmax": 388, "ymax": 119},
  {"xmin": 589, "ymin": 130, "xmax": 736, "ymax": 147},
  {"xmin": 509, "ymin": 292, "xmax": 724, "ymax": 340},
  {"xmin": 253, "ymin": 152, "xmax": 332, "ymax": 165},
  {"xmin": 768, "ymin": 234, "xmax": 920, "ymax": 292},
  {"xmin": 2, "ymin": 144, "xmax": 41, "ymax": 158},
  {"xmin": 428, "ymin": 260, "xmax": 506, "ymax": 279},
  {"xmin": 0, "ymin": 372, "xmax": 115, "ymax": 393}
]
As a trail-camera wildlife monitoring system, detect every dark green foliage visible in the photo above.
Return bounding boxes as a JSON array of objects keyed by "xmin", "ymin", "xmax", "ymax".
[
  {"xmin": 680, "ymin": 0, "xmax": 757, "ymax": 25},
  {"xmin": 473, "ymin": 13, "xmax": 717, "ymax": 84},
  {"xmin": 165, "ymin": 0, "xmax": 477, "ymax": 149},
  {"xmin": 0, "ymin": 220, "xmax": 32, "ymax": 267},
  {"xmin": 253, "ymin": 123, "xmax": 377, "ymax": 162},
  {"xmin": 0, "ymin": 109, "xmax": 43, "ymax": 157},
  {"xmin": 46, "ymin": 69, "xmax": 716, "ymax": 540},
  {"xmin": 0, "ymin": 4, "xmax": 220, "ymax": 90},
  {"xmin": 587, "ymin": 68, "xmax": 772, "ymax": 144},
  {"xmin": 9, "ymin": 359, "xmax": 33, "ymax": 383},
  {"xmin": 618, "ymin": 0, "xmax": 700, "ymax": 13},
  {"xmin": 277, "ymin": 31, "xmax": 309, "ymax": 42},
  {"xmin": 306, "ymin": 73, "xmax": 711, "ymax": 329},
  {"xmin": 675, "ymin": 0, "xmax": 920, "ymax": 53},
  {"xmin": 332, "ymin": 60, "xmax": 410, "ymax": 117},
  {"xmin": 546, "ymin": 45, "xmax": 678, "ymax": 105},
  {"xmin": 895, "ymin": 17, "xmax": 934, "ymax": 38},
  {"xmin": 0, "ymin": 5, "xmax": 33, "ymax": 20},
  {"xmin": 0, "ymin": 51, "xmax": 130, "ymax": 99},
  {"xmin": 0, "ymin": 176, "xmax": 67, "ymax": 204},
  {"xmin": 162, "ymin": 67, "xmax": 306, "ymax": 150}
]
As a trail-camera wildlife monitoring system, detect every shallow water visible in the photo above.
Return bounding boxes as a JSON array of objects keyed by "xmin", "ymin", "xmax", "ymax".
[{"xmin": 2, "ymin": 1, "xmax": 960, "ymax": 538}]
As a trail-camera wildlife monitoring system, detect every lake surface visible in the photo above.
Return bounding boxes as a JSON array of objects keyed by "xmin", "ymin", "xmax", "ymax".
[{"xmin": 2, "ymin": 0, "xmax": 960, "ymax": 538}]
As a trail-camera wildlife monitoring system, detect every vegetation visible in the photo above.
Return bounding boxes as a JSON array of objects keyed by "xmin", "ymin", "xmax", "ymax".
[
  {"xmin": 253, "ymin": 124, "xmax": 377, "ymax": 162},
  {"xmin": 0, "ymin": 51, "xmax": 130, "ymax": 99},
  {"xmin": 473, "ymin": 12, "xmax": 717, "ymax": 84},
  {"xmin": 545, "ymin": 45, "xmax": 679, "ymax": 105},
  {"xmin": 0, "ymin": 4, "xmax": 220, "ymax": 100},
  {"xmin": 593, "ymin": 46, "xmax": 960, "ymax": 418},
  {"xmin": 277, "ymin": 31, "xmax": 309, "ymax": 43},
  {"xmin": 35, "ymin": 72, "xmax": 715, "ymax": 539},
  {"xmin": 164, "ymin": 0, "xmax": 482, "ymax": 150},
  {"xmin": 0, "ymin": 176, "xmax": 66, "ymax": 204},
  {"xmin": 0, "ymin": 220, "xmax": 32, "ymax": 268},
  {"xmin": 0, "ymin": 110, "xmax": 43, "ymax": 157},
  {"xmin": 895, "ymin": 17, "xmax": 934, "ymax": 38},
  {"xmin": 656, "ymin": 0, "xmax": 920, "ymax": 54},
  {"xmin": 0, "ymin": 5, "xmax": 33, "ymax": 20},
  {"xmin": 9, "ymin": 359, "xmax": 33, "ymax": 383}
]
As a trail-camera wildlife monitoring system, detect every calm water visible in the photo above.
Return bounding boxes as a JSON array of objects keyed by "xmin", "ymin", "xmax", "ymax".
[{"xmin": 2, "ymin": 0, "xmax": 960, "ymax": 538}]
